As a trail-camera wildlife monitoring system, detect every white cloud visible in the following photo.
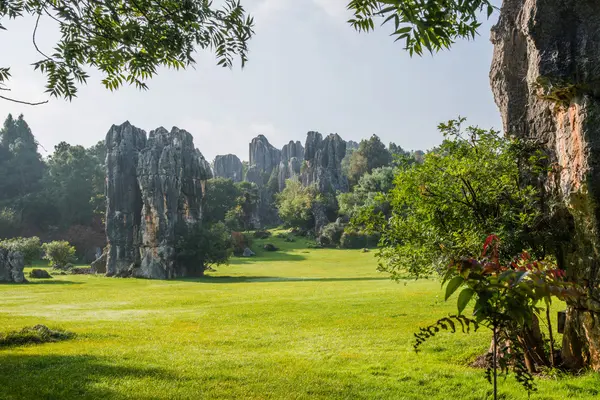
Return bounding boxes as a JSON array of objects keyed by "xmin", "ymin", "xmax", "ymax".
[
  {"xmin": 311, "ymin": 0, "xmax": 351, "ymax": 20},
  {"xmin": 252, "ymin": 0, "xmax": 293, "ymax": 23}
]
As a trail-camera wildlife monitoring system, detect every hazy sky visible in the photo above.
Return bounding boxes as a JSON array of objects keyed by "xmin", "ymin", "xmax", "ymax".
[{"xmin": 0, "ymin": 0, "xmax": 502, "ymax": 162}]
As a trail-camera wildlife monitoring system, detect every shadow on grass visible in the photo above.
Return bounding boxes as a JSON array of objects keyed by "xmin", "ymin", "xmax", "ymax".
[
  {"xmin": 0, "ymin": 354, "xmax": 181, "ymax": 400},
  {"xmin": 0, "ymin": 280, "xmax": 83, "ymax": 286},
  {"xmin": 178, "ymin": 276, "xmax": 388, "ymax": 284}
]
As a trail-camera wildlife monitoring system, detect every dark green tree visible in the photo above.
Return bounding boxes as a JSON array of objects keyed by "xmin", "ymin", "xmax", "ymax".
[
  {"xmin": 46, "ymin": 142, "xmax": 97, "ymax": 227},
  {"xmin": 225, "ymin": 181, "xmax": 258, "ymax": 231},
  {"xmin": 276, "ymin": 179, "xmax": 316, "ymax": 230},
  {"xmin": 360, "ymin": 118, "xmax": 561, "ymax": 279},
  {"xmin": 203, "ymin": 178, "xmax": 241, "ymax": 225},
  {"xmin": 86, "ymin": 141, "xmax": 107, "ymax": 218},
  {"xmin": 347, "ymin": 134, "xmax": 392, "ymax": 186},
  {"xmin": 0, "ymin": 0, "xmax": 254, "ymax": 104},
  {"xmin": 0, "ymin": 114, "xmax": 45, "ymax": 202}
]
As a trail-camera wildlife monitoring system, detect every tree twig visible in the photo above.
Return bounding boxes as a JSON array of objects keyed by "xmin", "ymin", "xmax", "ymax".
[{"xmin": 0, "ymin": 94, "xmax": 48, "ymax": 105}]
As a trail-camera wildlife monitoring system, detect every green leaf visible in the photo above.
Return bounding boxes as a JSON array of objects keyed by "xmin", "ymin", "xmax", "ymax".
[
  {"xmin": 445, "ymin": 276, "xmax": 464, "ymax": 301},
  {"xmin": 457, "ymin": 288, "xmax": 475, "ymax": 314}
]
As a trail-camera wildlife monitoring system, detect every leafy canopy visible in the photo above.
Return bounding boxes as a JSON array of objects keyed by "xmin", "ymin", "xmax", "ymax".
[
  {"xmin": 347, "ymin": 0, "xmax": 495, "ymax": 55},
  {"xmin": 0, "ymin": 0, "xmax": 254, "ymax": 103},
  {"xmin": 361, "ymin": 118, "xmax": 557, "ymax": 279}
]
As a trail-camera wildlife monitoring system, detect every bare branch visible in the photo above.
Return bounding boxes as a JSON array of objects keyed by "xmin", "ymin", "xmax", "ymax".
[
  {"xmin": 0, "ymin": 94, "xmax": 48, "ymax": 106},
  {"xmin": 33, "ymin": 13, "xmax": 54, "ymax": 61}
]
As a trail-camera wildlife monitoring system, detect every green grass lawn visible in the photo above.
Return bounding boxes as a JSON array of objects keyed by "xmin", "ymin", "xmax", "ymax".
[{"xmin": 1, "ymin": 233, "xmax": 598, "ymax": 399}]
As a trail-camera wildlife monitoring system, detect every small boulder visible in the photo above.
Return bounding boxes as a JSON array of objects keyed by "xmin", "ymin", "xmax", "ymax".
[
  {"xmin": 263, "ymin": 243, "xmax": 279, "ymax": 252},
  {"xmin": 29, "ymin": 269, "xmax": 52, "ymax": 279},
  {"xmin": 242, "ymin": 248, "xmax": 255, "ymax": 257}
]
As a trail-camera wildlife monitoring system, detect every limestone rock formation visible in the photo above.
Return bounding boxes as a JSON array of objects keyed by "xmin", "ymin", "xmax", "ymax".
[
  {"xmin": 301, "ymin": 131, "xmax": 348, "ymax": 194},
  {"xmin": 249, "ymin": 134, "xmax": 281, "ymax": 178},
  {"xmin": 213, "ymin": 154, "xmax": 243, "ymax": 182},
  {"xmin": 490, "ymin": 0, "xmax": 600, "ymax": 370},
  {"xmin": 105, "ymin": 121, "xmax": 147, "ymax": 277},
  {"xmin": 245, "ymin": 135, "xmax": 282, "ymax": 227},
  {"xmin": 105, "ymin": 123, "xmax": 212, "ymax": 279},
  {"xmin": 137, "ymin": 127, "xmax": 212, "ymax": 279},
  {"xmin": 0, "ymin": 249, "xmax": 25, "ymax": 283},
  {"xmin": 278, "ymin": 140, "xmax": 304, "ymax": 191},
  {"xmin": 90, "ymin": 249, "xmax": 108, "ymax": 274}
]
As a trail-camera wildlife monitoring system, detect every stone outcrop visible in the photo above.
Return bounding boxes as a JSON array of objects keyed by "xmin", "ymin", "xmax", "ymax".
[
  {"xmin": 137, "ymin": 127, "xmax": 211, "ymax": 279},
  {"xmin": 213, "ymin": 154, "xmax": 243, "ymax": 182},
  {"xmin": 90, "ymin": 249, "xmax": 107, "ymax": 274},
  {"xmin": 105, "ymin": 121, "xmax": 146, "ymax": 277},
  {"xmin": 0, "ymin": 249, "xmax": 25, "ymax": 283},
  {"xmin": 105, "ymin": 122, "xmax": 212, "ymax": 279},
  {"xmin": 278, "ymin": 140, "xmax": 304, "ymax": 191},
  {"xmin": 301, "ymin": 131, "xmax": 348, "ymax": 194},
  {"xmin": 249, "ymin": 134, "xmax": 281, "ymax": 179},
  {"xmin": 490, "ymin": 0, "xmax": 600, "ymax": 370},
  {"xmin": 245, "ymin": 135, "xmax": 282, "ymax": 227}
]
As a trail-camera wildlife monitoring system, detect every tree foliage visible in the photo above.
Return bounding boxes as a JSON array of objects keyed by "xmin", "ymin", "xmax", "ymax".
[
  {"xmin": 361, "ymin": 118, "xmax": 562, "ymax": 279},
  {"xmin": 42, "ymin": 240, "xmax": 76, "ymax": 269},
  {"xmin": 0, "ymin": 0, "xmax": 254, "ymax": 103},
  {"xmin": 0, "ymin": 236, "xmax": 42, "ymax": 265},
  {"xmin": 345, "ymin": 134, "xmax": 392, "ymax": 186},
  {"xmin": 203, "ymin": 178, "xmax": 241, "ymax": 225},
  {"xmin": 224, "ymin": 181, "xmax": 258, "ymax": 231},
  {"xmin": 276, "ymin": 178, "xmax": 316, "ymax": 230},
  {"xmin": 338, "ymin": 166, "xmax": 395, "ymax": 221},
  {"xmin": 176, "ymin": 221, "xmax": 233, "ymax": 270},
  {"xmin": 347, "ymin": 0, "xmax": 495, "ymax": 55}
]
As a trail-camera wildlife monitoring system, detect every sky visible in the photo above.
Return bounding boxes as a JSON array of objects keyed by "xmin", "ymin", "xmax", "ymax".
[{"xmin": 0, "ymin": 0, "xmax": 502, "ymax": 162}]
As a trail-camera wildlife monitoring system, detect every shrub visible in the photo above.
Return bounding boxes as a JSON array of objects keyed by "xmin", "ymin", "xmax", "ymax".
[
  {"xmin": 175, "ymin": 222, "xmax": 233, "ymax": 272},
  {"xmin": 42, "ymin": 241, "xmax": 76, "ymax": 269},
  {"xmin": 318, "ymin": 222, "xmax": 345, "ymax": 247},
  {"xmin": 232, "ymin": 231, "xmax": 252, "ymax": 256},
  {"xmin": 0, "ymin": 325, "xmax": 75, "ymax": 348},
  {"xmin": 254, "ymin": 230, "xmax": 271, "ymax": 239},
  {"xmin": 340, "ymin": 230, "xmax": 368, "ymax": 249},
  {"xmin": 0, "ymin": 236, "xmax": 42, "ymax": 265},
  {"xmin": 276, "ymin": 179, "xmax": 315, "ymax": 230},
  {"xmin": 339, "ymin": 230, "xmax": 378, "ymax": 249}
]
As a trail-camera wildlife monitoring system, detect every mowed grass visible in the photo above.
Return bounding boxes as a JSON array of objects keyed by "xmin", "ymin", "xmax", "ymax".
[{"xmin": 0, "ymin": 233, "xmax": 598, "ymax": 399}]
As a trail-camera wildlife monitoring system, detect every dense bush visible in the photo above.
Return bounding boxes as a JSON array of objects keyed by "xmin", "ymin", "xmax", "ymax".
[
  {"xmin": 175, "ymin": 222, "xmax": 233, "ymax": 271},
  {"xmin": 318, "ymin": 221, "xmax": 345, "ymax": 247},
  {"xmin": 0, "ymin": 236, "xmax": 42, "ymax": 265},
  {"xmin": 42, "ymin": 241, "xmax": 76, "ymax": 269},
  {"xmin": 276, "ymin": 179, "xmax": 315, "ymax": 230},
  {"xmin": 359, "ymin": 118, "xmax": 564, "ymax": 278},
  {"xmin": 254, "ymin": 230, "xmax": 271, "ymax": 239},
  {"xmin": 231, "ymin": 231, "xmax": 252, "ymax": 256},
  {"xmin": 203, "ymin": 178, "xmax": 241, "ymax": 225},
  {"xmin": 340, "ymin": 230, "xmax": 379, "ymax": 249}
]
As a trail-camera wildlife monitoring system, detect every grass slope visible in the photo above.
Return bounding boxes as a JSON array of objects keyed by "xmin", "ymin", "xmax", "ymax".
[{"xmin": 0, "ymin": 232, "xmax": 598, "ymax": 399}]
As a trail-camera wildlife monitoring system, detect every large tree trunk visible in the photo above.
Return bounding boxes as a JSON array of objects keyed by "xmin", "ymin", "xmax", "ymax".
[{"xmin": 489, "ymin": 0, "xmax": 600, "ymax": 369}]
